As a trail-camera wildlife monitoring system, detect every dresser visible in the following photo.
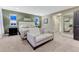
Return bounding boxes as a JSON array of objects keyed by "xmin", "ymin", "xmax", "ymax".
[{"xmin": 9, "ymin": 28, "xmax": 18, "ymax": 36}]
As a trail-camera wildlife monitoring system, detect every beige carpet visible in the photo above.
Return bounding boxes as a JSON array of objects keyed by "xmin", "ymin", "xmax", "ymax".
[{"xmin": 0, "ymin": 33, "xmax": 79, "ymax": 52}]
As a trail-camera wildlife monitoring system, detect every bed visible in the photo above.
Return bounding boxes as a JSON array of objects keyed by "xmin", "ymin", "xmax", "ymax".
[{"xmin": 18, "ymin": 22, "xmax": 35, "ymax": 39}]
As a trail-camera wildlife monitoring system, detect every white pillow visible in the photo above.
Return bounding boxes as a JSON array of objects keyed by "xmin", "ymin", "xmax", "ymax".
[
  {"xmin": 20, "ymin": 25, "xmax": 28, "ymax": 28},
  {"xmin": 29, "ymin": 28, "xmax": 40, "ymax": 35},
  {"xmin": 41, "ymin": 28, "xmax": 48, "ymax": 34}
]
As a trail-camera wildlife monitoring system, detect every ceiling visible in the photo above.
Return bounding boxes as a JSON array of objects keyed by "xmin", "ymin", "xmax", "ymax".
[{"xmin": 1, "ymin": 6, "xmax": 75, "ymax": 16}]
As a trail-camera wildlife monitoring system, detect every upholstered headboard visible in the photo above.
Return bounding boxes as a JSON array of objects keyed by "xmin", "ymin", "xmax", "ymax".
[{"xmin": 19, "ymin": 22, "xmax": 35, "ymax": 29}]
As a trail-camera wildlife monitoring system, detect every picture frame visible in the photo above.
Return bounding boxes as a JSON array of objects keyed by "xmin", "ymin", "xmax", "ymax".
[
  {"xmin": 9, "ymin": 14, "xmax": 17, "ymax": 26},
  {"xmin": 9, "ymin": 14, "xmax": 17, "ymax": 21},
  {"xmin": 44, "ymin": 18, "xmax": 48, "ymax": 24},
  {"xmin": 34, "ymin": 16, "xmax": 40, "ymax": 27}
]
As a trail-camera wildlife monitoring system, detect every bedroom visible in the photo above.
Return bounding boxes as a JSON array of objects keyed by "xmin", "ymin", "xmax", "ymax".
[{"xmin": 0, "ymin": 6, "xmax": 79, "ymax": 51}]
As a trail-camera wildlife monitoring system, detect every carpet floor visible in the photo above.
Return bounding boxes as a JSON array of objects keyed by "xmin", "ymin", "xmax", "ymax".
[{"xmin": 0, "ymin": 33, "xmax": 79, "ymax": 52}]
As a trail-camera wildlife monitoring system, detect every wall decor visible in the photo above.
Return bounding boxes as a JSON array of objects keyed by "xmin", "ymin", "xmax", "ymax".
[
  {"xmin": 9, "ymin": 14, "xmax": 17, "ymax": 27},
  {"xmin": 34, "ymin": 16, "xmax": 40, "ymax": 27},
  {"xmin": 10, "ymin": 15, "xmax": 16, "ymax": 21},
  {"xmin": 44, "ymin": 18, "xmax": 48, "ymax": 24}
]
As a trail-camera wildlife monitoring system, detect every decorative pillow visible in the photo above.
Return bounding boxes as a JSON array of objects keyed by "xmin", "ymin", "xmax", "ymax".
[
  {"xmin": 41, "ymin": 28, "xmax": 45, "ymax": 33},
  {"xmin": 41, "ymin": 28, "xmax": 48, "ymax": 34},
  {"xmin": 29, "ymin": 28, "xmax": 40, "ymax": 35}
]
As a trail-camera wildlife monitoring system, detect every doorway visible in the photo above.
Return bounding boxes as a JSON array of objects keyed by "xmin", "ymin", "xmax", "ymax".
[{"xmin": 53, "ymin": 14, "xmax": 62, "ymax": 33}]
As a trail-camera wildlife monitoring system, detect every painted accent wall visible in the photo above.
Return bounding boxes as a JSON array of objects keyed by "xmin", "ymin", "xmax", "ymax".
[{"xmin": 2, "ymin": 9, "xmax": 41, "ymax": 33}]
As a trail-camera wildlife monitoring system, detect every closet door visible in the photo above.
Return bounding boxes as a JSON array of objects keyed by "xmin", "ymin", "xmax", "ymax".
[{"xmin": 74, "ymin": 11, "xmax": 79, "ymax": 40}]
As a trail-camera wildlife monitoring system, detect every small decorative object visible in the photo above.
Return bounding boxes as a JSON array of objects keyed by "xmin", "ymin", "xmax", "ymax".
[{"xmin": 44, "ymin": 18, "xmax": 48, "ymax": 24}]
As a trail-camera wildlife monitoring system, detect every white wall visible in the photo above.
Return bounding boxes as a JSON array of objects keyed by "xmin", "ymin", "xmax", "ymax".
[
  {"xmin": 42, "ymin": 14, "xmax": 63, "ymax": 33},
  {"xmin": 0, "ymin": 8, "xmax": 4, "ymax": 38},
  {"xmin": 42, "ymin": 14, "xmax": 54, "ymax": 33}
]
